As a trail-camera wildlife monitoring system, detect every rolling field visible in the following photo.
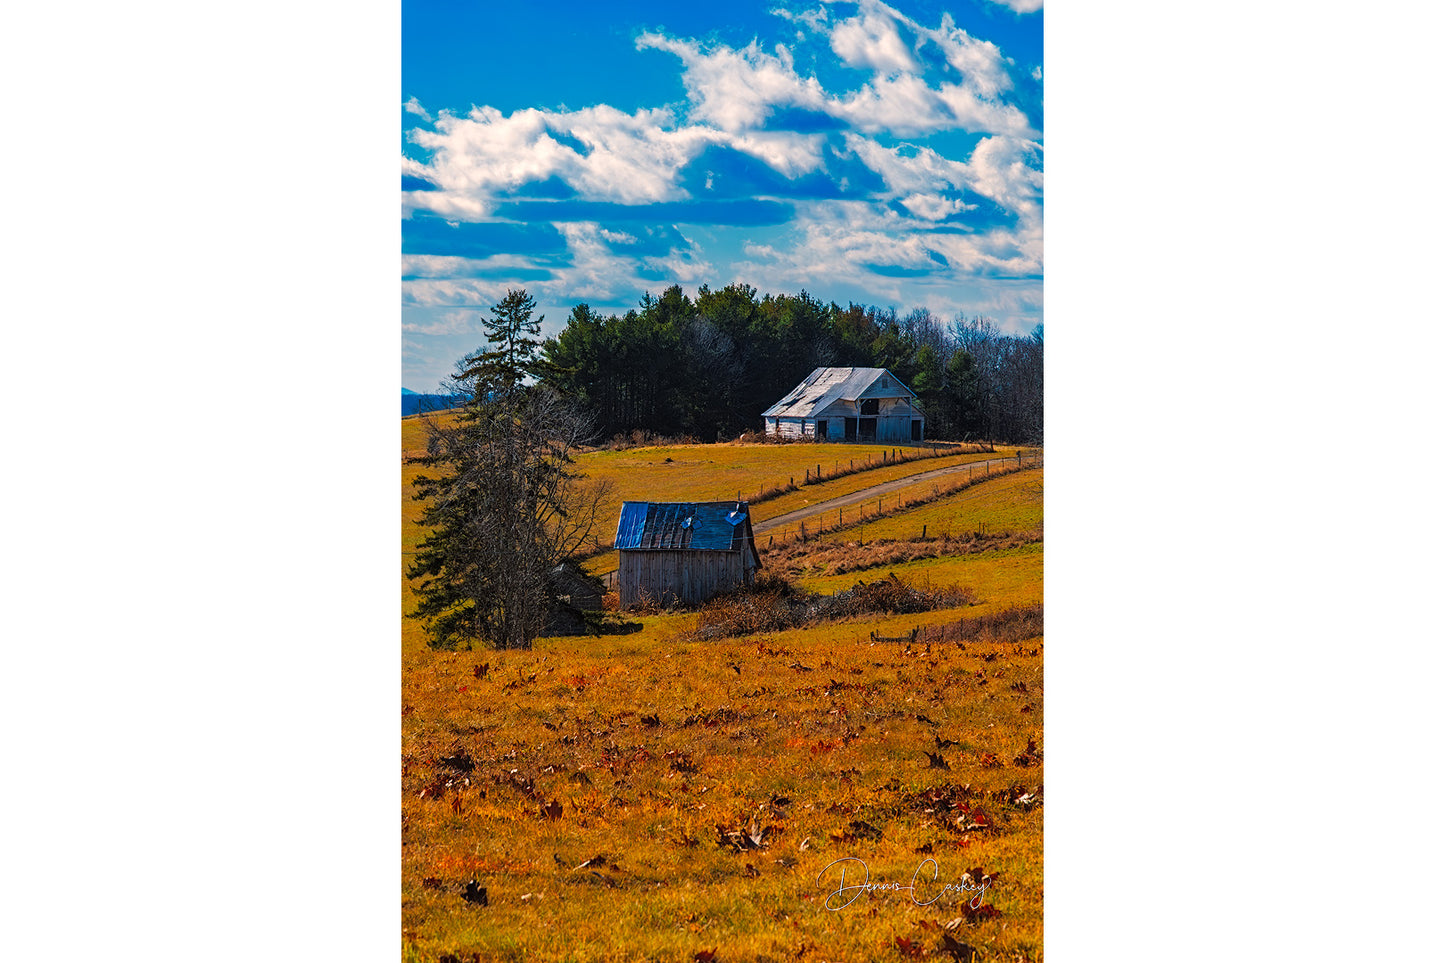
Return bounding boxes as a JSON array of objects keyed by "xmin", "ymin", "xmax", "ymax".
[
  {"xmin": 402, "ymin": 428, "xmax": 1044, "ymax": 962},
  {"xmin": 813, "ymin": 470, "xmax": 1044, "ymax": 545}
]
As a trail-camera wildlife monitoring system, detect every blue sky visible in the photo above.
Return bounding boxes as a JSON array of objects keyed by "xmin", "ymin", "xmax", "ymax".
[{"xmin": 402, "ymin": 0, "xmax": 1043, "ymax": 390}]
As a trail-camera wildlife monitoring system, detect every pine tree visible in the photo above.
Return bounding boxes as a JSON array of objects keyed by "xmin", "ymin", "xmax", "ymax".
[
  {"xmin": 455, "ymin": 288, "xmax": 543, "ymax": 399},
  {"xmin": 407, "ymin": 289, "xmax": 606, "ymax": 650}
]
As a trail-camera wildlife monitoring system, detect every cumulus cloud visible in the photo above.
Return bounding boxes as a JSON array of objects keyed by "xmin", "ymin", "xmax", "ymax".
[
  {"xmin": 636, "ymin": 32, "xmax": 828, "ymax": 133},
  {"xmin": 829, "ymin": 0, "xmax": 917, "ymax": 74}
]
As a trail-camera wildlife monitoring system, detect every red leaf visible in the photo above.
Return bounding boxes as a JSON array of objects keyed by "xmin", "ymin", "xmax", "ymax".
[{"xmin": 894, "ymin": 935, "xmax": 924, "ymax": 958}]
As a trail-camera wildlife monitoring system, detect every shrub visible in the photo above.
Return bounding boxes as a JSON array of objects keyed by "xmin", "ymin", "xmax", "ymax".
[{"xmin": 694, "ymin": 571, "xmax": 972, "ymax": 640}]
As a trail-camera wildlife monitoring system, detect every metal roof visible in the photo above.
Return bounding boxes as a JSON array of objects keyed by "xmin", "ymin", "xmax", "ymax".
[
  {"xmin": 760, "ymin": 367, "xmax": 916, "ymax": 419},
  {"xmin": 615, "ymin": 501, "xmax": 756, "ymax": 558}
]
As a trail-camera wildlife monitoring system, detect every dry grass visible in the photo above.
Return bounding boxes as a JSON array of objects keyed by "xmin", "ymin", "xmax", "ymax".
[
  {"xmin": 797, "ymin": 544, "xmax": 1043, "ymax": 612},
  {"xmin": 764, "ymin": 530, "xmax": 1043, "ymax": 580},
  {"xmin": 749, "ymin": 450, "xmax": 1011, "ymax": 525},
  {"xmin": 767, "ymin": 460, "xmax": 1041, "ymax": 552},
  {"xmin": 402, "ymin": 417, "xmax": 1043, "ymax": 962},
  {"xmin": 818, "ymin": 470, "xmax": 1043, "ymax": 545},
  {"xmin": 930, "ymin": 604, "xmax": 1044, "ymax": 645},
  {"xmin": 401, "ymin": 625, "xmax": 1042, "ymax": 963}
]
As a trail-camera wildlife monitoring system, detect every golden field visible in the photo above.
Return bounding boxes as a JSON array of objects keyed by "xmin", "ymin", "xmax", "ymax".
[{"xmin": 402, "ymin": 422, "xmax": 1043, "ymax": 962}]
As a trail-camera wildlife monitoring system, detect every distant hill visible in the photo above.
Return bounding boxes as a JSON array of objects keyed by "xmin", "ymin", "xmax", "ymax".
[{"xmin": 403, "ymin": 390, "xmax": 463, "ymax": 416}]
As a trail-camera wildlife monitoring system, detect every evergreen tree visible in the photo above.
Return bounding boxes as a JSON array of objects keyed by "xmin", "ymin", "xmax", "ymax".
[
  {"xmin": 456, "ymin": 288, "xmax": 543, "ymax": 399},
  {"xmin": 407, "ymin": 290, "xmax": 606, "ymax": 650}
]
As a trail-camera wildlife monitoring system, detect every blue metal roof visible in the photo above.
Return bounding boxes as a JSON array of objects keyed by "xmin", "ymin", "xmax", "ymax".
[{"xmin": 615, "ymin": 501, "xmax": 753, "ymax": 553}]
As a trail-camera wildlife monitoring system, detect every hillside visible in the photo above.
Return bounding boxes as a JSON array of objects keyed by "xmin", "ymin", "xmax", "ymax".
[{"xmin": 402, "ymin": 432, "xmax": 1043, "ymax": 962}]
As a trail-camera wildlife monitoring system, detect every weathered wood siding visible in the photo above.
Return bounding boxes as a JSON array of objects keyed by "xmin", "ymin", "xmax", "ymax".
[
  {"xmin": 768, "ymin": 416, "xmax": 809, "ymax": 439},
  {"xmin": 763, "ymin": 393, "xmax": 923, "ymax": 442},
  {"xmin": 618, "ymin": 549, "xmax": 753, "ymax": 607}
]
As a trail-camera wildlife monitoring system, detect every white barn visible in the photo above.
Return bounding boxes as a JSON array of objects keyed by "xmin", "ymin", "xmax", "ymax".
[{"xmin": 761, "ymin": 367, "xmax": 924, "ymax": 443}]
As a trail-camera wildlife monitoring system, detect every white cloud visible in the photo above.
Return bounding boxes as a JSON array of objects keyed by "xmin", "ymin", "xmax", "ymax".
[
  {"xmin": 900, "ymin": 193, "xmax": 971, "ymax": 220},
  {"xmin": 844, "ymin": 132, "xmax": 1041, "ymax": 226},
  {"xmin": 399, "ymin": 2, "xmax": 1042, "ymax": 351},
  {"xmin": 405, "ymin": 103, "xmax": 722, "ymax": 212},
  {"xmin": 728, "ymin": 129, "xmax": 827, "ymax": 176},
  {"xmin": 636, "ymin": 32, "xmax": 828, "ymax": 133},
  {"xmin": 401, "ymin": 253, "xmax": 546, "ymax": 279},
  {"xmin": 985, "ymin": 0, "xmax": 1043, "ymax": 14},
  {"xmin": 640, "ymin": 6, "xmax": 1031, "ymax": 141},
  {"xmin": 400, "ymin": 308, "xmax": 477, "ymax": 336},
  {"xmin": 925, "ymin": 13, "xmax": 1013, "ymax": 98},
  {"xmin": 958, "ymin": 135, "xmax": 1043, "ymax": 221},
  {"xmin": 829, "ymin": 0, "xmax": 916, "ymax": 75},
  {"xmin": 401, "ymin": 277, "xmax": 514, "ymax": 308},
  {"xmin": 844, "ymin": 134, "xmax": 968, "ymax": 195},
  {"xmin": 770, "ymin": 4, "xmax": 829, "ymax": 33}
]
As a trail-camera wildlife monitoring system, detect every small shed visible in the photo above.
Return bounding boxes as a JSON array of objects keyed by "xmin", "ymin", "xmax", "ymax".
[
  {"xmin": 762, "ymin": 367, "xmax": 923, "ymax": 442},
  {"xmin": 614, "ymin": 501, "xmax": 761, "ymax": 608}
]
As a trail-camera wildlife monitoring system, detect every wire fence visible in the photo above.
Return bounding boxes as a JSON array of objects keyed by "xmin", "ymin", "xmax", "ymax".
[{"xmin": 759, "ymin": 449, "xmax": 1043, "ymax": 552}]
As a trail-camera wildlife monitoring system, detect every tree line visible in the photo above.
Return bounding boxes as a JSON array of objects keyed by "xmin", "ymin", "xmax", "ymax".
[{"xmin": 540, "ymin": 283, "xmax": 1042, "ymax": 444}]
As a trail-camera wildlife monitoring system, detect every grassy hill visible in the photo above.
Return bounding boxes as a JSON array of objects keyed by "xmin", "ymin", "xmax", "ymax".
[{"xmin": 402, "ymin": 424, "xmax": 1043, "ymax": 962}]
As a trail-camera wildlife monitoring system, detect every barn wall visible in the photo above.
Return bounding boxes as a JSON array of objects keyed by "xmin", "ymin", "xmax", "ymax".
[
  {"xmin": 874, "ymin": 415, "xmax": 917, "ymax": 442},
  {"xmin": 766, "ymin": 416, "xmax": 808, "ymax": 439},
  {"xmin": 619, "ymin": 549, "xmax": 748, "ymax": 607}
]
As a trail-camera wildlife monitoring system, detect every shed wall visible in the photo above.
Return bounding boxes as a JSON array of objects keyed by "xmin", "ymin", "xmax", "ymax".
[{"xmin": 618, "ymin": 549, "xmax": 752, "ymax": 607}]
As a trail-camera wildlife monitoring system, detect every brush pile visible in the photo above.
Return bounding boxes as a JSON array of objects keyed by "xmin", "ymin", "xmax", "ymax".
[{"xmin": 695, "ymin": 571, "xmax": 973, "ymax": 640}]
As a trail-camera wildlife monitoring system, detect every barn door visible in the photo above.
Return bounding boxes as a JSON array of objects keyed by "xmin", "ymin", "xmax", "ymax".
[{"xmin": 844, "ymin": 417, "xmax": 856, "ymax": 440}]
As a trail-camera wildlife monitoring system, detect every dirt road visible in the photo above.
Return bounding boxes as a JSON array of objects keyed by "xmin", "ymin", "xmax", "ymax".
[{"xmin": 751, "ymin": 455, "xmax": 1029, "ymax": 536}]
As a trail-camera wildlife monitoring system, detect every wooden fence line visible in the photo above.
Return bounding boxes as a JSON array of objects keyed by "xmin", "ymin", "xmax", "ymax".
[
  {"xmin": 782, "ymin": 451, "xmax": 1041, "ymax": 549},
  {"xmin": 738, "ymin": 441, "xmax": 994, "ymax": 505}
]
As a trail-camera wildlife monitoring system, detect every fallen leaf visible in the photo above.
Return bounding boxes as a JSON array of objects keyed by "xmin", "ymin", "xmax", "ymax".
[
  {"xmin": 938, "ymin": 933, "xmax": 976, "ymax": 961},
  {"xmin": 895, "ymin": 935, "xmax": 924, "ymax": 958}
]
